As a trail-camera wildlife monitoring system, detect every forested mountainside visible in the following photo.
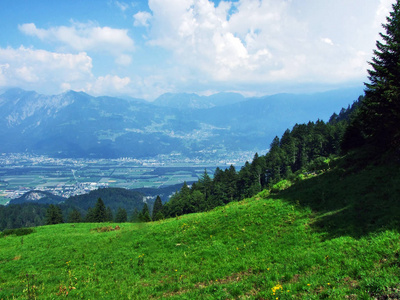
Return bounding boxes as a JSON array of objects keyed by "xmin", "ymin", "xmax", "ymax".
[
  {"xmin": 0, "ymin": 188, "xmax": 146, "ymax": 231},
  {"xmin": 161, "ymin": 98, "xmax": 362, "ymax": 218}
]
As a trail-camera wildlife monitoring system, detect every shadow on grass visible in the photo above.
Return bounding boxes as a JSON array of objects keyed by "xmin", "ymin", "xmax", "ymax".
[{"xmin": 269, "ymin": 160, "xmax": 400, "ymax": 239}]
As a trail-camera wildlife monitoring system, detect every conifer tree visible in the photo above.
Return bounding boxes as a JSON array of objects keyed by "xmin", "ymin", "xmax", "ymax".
[
  {"xmin": 106, "ymin": 207, "xmax": 113, "ymax": 222},
  {"xmin": 45, "ymin": 204, "xmax": 63, "ymax": 225},
  {"xmin": 130, "ymin": 207, "xmax": 140, "ymax": 223},
  {"xmin": 359, "ymin": 1, "xmax": 400, "ymax": 149},
  {"xmin": 68, "ymin": 208, "xmax": 82, "ymax": 223},
  {"xmin": 93, "ymin": 198, "xmax": 106, "ymax": 222},
  {"xmin": 85, "ymin": 207, "xmax": 96, "ymax": 222},
  {"xmin": 115, "ymin": 207, "xmax": 127, "ymax": 223},
  {"xmin": 139, "ymin": 203, "xmax": 151, "ymax": 222},
  {"xmin": 152, "ymin": 195, "xmax": 164, "ymax": 221}
]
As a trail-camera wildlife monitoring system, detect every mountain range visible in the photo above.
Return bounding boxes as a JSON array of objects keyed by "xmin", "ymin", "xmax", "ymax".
[{"xmin": 0, "ymin": 87, "xmax": 364, "ymax": 159}]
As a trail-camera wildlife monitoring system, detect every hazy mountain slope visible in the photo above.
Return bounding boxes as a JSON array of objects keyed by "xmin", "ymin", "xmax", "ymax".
[
  {"xmin": 9, "ymin": 190, "xmax": 65, "ymax": 205},
  {"xmin": 0, "ymin": 87, "xmax": 363, "ymax": 158},
  {"xmin": 153, "ymin": 92, "xmax": 245, "ymax": 109}
]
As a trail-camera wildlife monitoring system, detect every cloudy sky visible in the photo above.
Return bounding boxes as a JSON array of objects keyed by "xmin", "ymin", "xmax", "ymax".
[{"xmin": 0, "ymin": 0, "xmax": 395, "ymax": 100}]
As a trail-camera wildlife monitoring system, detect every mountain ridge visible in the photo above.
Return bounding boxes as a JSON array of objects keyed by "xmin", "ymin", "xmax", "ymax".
[{"xmin": 0, "ymin": 87, "xmax": 363, "ymax": 158}]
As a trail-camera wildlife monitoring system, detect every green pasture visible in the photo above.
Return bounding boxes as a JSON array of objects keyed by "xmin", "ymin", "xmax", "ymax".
[{"xmin": 1, "ymin": 182, "xmax": 399, "ymax": 299}]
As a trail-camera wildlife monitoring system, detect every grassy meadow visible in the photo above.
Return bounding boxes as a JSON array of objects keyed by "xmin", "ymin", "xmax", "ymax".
[{"xmin": 1, "ymin": 157, "xmax": 400, "ymax": 299}]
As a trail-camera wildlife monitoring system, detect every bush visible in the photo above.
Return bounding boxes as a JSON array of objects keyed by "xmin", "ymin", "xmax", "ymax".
[
  {"xmin": 271, "ymin": 180, "xmax": 292, "ymax": 193},
  {"xmin": 0, "ymin": 227, "xmax": 35, "ymax": 237}
]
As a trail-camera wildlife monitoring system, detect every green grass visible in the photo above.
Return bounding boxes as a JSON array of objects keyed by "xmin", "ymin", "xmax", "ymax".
[{"xmin": 1, "ymin": 157, "xmax": 400, "ymax": 299}]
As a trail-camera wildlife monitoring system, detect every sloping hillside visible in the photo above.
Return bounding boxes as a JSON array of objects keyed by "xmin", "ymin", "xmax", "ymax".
[{"xmin": 1, "ymin": 156, "xmax": 399, "ymax": 299}]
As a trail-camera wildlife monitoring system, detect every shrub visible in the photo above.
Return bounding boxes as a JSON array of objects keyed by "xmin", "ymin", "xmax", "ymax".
[
  {"xmin": 0, "ymin": 227, "xmax": 35, "ymax": 237},
  {"xmin": 271, "ymin": 180, "xmax": 292, "ymax": 193}
]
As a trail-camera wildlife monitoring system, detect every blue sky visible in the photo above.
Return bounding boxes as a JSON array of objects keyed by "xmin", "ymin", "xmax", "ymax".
[{"xmin": 0, "ymin": 0, "xmax": 395, "ymax": 100}]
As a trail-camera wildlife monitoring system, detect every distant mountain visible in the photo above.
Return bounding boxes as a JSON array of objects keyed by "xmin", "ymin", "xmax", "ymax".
[
  {"xmin": 0, "ymin": 87, "xmax": 364, "ymax": 158},
  {"xmin": 153, "ymin": 92, "xmax": 245, "ymax": 109},
  {"xmin": 9, "ymin": 190, "xmax": 65, "ymax": 205}
]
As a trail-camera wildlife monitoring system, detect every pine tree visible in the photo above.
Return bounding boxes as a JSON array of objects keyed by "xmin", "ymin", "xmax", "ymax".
[
  {"xmin": 139, "ymin": 203, "xmax": 151, "ymax": 222},
  {"xmin": 130, "ymin": 207, "xmax": 140, "ymax": 223},
  {"xmin": 68, "ymin": 209, "xmax": 82, "ymax": 223},
  {"xmin": 45, "ymin": 204, "xmax": 63, "ymax": 225},
  {"xmin": 85, "ymin": 207, "xmax": 96, "ymax": 222},
  {"xmin": 106, "ymin": 207, "xmax": 113, "ymax": 222},
  {"xmin": 359, "ymin": 1, "xmax": 400, "ymax": 149},
  {"xmin": 115, "ymin": 207, "xmax": 127, "ymax": 223},
  {"xmin": 93, "ymin": 198, "xmax": 106, "ymax": 222},
  {"xmin": 152, "ymin": 195, "xmax": 164, "ymax": 221}
]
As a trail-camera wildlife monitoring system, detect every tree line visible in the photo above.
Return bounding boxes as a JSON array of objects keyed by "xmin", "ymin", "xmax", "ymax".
[
  {"xmin": 3, "ymin": 0, "xmax": 400, "ymax": 230},
  {"xmin": 160, "ymin": 100, "xmax": 361, "ymax": 218}
]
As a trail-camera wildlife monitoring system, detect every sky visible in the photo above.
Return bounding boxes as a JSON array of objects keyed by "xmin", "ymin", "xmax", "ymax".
[{"xmin": 0, "ymin": 0, "xmax": 396, "ymax": 100}]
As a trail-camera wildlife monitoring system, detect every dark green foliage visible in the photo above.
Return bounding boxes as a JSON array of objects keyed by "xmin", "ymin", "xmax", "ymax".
[
  {"xmin": 0, "ymin": 227, "xmax": 34, "ymax": 238},
  {"xmin": 45, "ymin": 204, "xmax": 63, "ymax": 225},
  {"xmin": 350, "ymin": 1, "xmax": 400, "ymax": 150},
  {"xmin": 85, "ymin": 207, "xmax": 96, "ymax": 222},
  {"xmin": 139, "ymin": 203, "xmax": 151, "ymax": 222},
  {"xmin": 115, "ymin": 207, "xmax": 128, "ymax": 223},
  {"xmin": 67, "ymin": 209, "xmax": 82, "ymax": 223},
  {"xmin": 0, "ymin": 204, "xmax": 48, "ymax": 231},
  {"xmin": 152, "ymin": 196, "xmax": 164, "ymax": 221},
  {"xmin": 106, "ymin": 207, "xmax": 113, "ymax": 222},
  {"xmin": 65, "ymin": 188, "xmax": 145, "ymax": 216},
  {"xmin": 130, "ymin": 208, "xmax": 140, "ymax": 223},
  {"xmin": 93, "ymin": 198, "xmax": 106, "ymax": 223}
]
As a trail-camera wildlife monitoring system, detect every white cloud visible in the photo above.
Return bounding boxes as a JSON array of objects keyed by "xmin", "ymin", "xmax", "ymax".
[
  {"xmin": 0, "ymin": 46, "xmax": 135, "ymax": 96},
  {"xmin": 321, "ymin": 38, "xmax": 334, "ymax": 46},
  {"xmin": 18, "ymin": 22, "xmax": 134, "ymax": 56},
  {"xmin": 375, "ymin": 0, "xmax": 394, "ymax": 28},
  {"xmin": 89, "ymin": 75, "xmax": 131, "ymax": 95},
  {"xmin": 144, "ymin": 0, "xmax": 396, "ymax": 91},
  {"xmin": 3, "ymin": 0, "xmax": 397, "ymax": 99},
  {"xmin": 0, "ymin": 46, "xmax": 92, "ymax": 90},
  {"xmin": 133, "ymin": 11, "xmax": 152, "ymax": 27},
  {"xmin": 114, "ymin": 1, "xmax": 130, "ymax": 12}
]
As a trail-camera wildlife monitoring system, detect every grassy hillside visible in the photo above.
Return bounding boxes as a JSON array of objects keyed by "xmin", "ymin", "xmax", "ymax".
[{"xmin": 1, "ymin": 156, "xmax": 400, "ymax": 299}]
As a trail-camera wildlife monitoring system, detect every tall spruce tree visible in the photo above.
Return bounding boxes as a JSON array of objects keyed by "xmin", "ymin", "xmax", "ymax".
[
  {"xmin": 115, "ymin": 207, "xmax": 128, "ymax": 223},
  {"xmin": 152, "ymin": 195, "xmax": 164, "ymax": 221},
  {"xmin": 130, "ymin": 207, "xmax": 140, "ymax": 223},
  {"xmin": 45, "ymin": 204, "xmax": 63, "ymax": 225},
  {"xmin": 360, "ymin": 1, "xmax": 400, "ymax": 150},
  {"xmin": 106, "ymin": 207, "xmax": 114, "ymax": 222},
  {"xmin": 93, "ymin": 198, "xmax": 107, "ymax": 222},
  {"xmin": 68, "ymin": 208, "xmax": 82, "ymax": 223},
  {"xmin": 139, "ymin": 203, "xmax": 151, "ymax": 222}
]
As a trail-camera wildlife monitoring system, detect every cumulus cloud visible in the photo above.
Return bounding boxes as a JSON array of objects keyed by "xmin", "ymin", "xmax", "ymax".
[
  {"xmin": 0, "ymin": 46, "xmax": 134, "ymax": 96},
  {"xmin": 0, "ymin": 46, "xmax": 92, "ymax": 89},
  {"xmin": 133, "ymin": 11, "xmax": 152, "ymax": 27},
  {"xmin": 18, "ymin": 22, "xmax": 134, "ymax": 65},
  {"xmin": 144, "ymin": 0, "xmax": 396, "ymax": 89},
  {"xmin": 89, "ymin": 74, "xmax": 131, "ymax": 95}
]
